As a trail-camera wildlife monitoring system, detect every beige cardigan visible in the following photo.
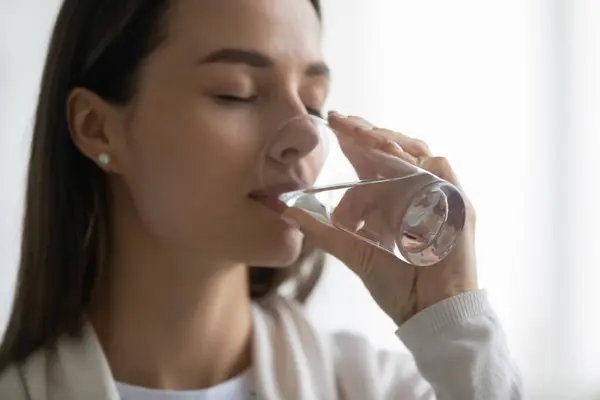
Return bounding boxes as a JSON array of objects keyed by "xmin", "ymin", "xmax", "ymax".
[{"xmin": 0, "ymin": 290, "xmax": 522, "ymax": 399}]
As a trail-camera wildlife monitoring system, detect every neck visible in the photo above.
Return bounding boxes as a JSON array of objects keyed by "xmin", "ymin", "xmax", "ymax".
[{"xmin": 89, "ymin": 194, "xmax": 253, "ymax": 390}]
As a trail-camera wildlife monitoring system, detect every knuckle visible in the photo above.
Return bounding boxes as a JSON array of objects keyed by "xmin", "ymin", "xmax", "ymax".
[
  {"xmin": 426, "ymin": 156, "xmax": 452, "ymax": 179},
  {"xmin": 412, "ymin": 139, "xmax": 432, "ymax": 156},
  {"xmin": 350, "ymin": 116, "xmax": 376, "ymax": 132},
  {"xmin": 432, "ymin": 156, "xmax": 451, "ymax": 169},
  {"xmin": 379, "ymin": 127, "xmax": 404, "ymax": 141},
  {"xmin": 352, "ymin": 242, "xmax": 377, "ymax": 282}
]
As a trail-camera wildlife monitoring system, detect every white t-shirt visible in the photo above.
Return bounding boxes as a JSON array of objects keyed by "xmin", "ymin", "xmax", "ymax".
[{"xmin": 116, "ymin": 370, "xmax": 255, "ymax": 400}]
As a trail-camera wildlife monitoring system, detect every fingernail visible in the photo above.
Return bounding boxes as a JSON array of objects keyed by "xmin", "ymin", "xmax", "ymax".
[{"xmin": 281, "ymin": 216, "xmax": 300, "ymax": 229}]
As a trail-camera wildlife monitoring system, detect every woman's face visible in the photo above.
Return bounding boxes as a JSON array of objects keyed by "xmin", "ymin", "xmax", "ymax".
[{"xmin": 111, "ymin": 0, "xmax": 329, "ymax": 267}]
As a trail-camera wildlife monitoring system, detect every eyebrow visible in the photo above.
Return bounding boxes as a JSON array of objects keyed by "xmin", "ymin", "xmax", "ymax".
[{"xmin": 198, "ymin": 48, "xmax": 330, "ymax": 78}]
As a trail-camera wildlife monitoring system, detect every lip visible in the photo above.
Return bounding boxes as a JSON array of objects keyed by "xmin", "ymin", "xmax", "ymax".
[
  {"xmin": 248, "ymin": 181, "xmax": 308, "ymax": 214},
  {"xmin": 249, "ymin": 181, "xmax": 308, "ymax": 198}
]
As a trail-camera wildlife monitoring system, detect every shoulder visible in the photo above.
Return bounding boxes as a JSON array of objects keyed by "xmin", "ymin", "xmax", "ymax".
[
  {"xmin": 0, "ymin": 324, "xmax": 116, "ymax": 400},
  {"xmin": 0, "ymin": 344, "xmax": 55, "ymax": 400}
]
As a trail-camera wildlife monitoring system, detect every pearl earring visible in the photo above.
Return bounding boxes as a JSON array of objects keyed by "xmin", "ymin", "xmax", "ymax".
[{"xmin": 98, "ymin": 153, "xmax": 111, "ymax": 166}]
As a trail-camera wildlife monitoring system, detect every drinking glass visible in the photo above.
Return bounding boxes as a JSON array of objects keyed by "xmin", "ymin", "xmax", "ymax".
[{"xmin": 256, "ymin": 114, "xmax": 466, "ymax": 266}]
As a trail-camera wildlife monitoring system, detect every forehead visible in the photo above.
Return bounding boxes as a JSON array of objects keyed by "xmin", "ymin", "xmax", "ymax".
[{"xmin": 165, "ymin": 0, "xmax": 323, "ymax": 62}]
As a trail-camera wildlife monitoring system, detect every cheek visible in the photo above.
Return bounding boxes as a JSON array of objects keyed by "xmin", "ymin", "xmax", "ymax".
[
  {"xmin": 115, "ymin": 99, "xmax": 305, "ymax": 265},
  {"xmin": 120, "ymin": 111, "xmax": 260, "ymax": 243}
]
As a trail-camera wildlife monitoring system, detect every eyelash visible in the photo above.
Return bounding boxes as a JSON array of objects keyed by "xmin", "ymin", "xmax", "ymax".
[
  {"xmin": 215, "ymin": 94, "xmax": 257, "ymax": 103},
  {"xmin": 214, "ymin": 95, "xmax": 323, "ymax": 119}
]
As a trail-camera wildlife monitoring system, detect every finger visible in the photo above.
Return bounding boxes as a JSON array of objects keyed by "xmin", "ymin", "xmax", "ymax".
[
  {"xmin": 281, "ymin": 207, "xmax": 405, "ymax": 281},
  {"xmin": 378, "ymin": 130, "xmax": 432, "ymax": 158},
  {"xmin": 337, "ymin": 135, "xmax": 379, "ymax": 180},
  {"xmin": 331, "ymin": 185, "xmax": 380, "ymax": 232},
  {"xmin": 331, "ymin": 187, "xmax": 369, "ymax": 231},
  {"xmin": 328, "ymin": 112, "xmax": 388, "ymax": 151},
  {"xmin": 331, "ymin": 114, "xmax": 427, "ymax": 169},
  {"xmin": 420, "ymin": 156, "xmax": 461, "ymax": 188},
  {"xmin": 419, "ymin": 156, "xmax": 477, "ymax": 225},
  {"xmin": 338, "ymin": 134, "xmax": 422, "ymax": 181},
  {"xmin": 329, "ymin": 113, "xmax": 381, "ymax": 149},
  {"xmin": 377, "ymin": 139, "xmax": 422, "ymax": 167},
  {"xmin": 328, "ymin": 111, "xmax": 432, "ymax": 159},
  {"xmin": 351, "ymin": 203, "xmax": 398, "ymax": 251}
]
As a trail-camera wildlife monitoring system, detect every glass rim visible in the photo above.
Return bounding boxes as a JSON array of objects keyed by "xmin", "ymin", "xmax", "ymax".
[{"xmin": 273, "ymin": 113, "xmax": 330, "ymax": 133}]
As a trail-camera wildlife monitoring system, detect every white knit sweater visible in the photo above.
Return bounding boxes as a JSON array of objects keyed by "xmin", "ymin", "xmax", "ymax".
[{"xmin": 0, "ymin": 290, "xmax": 522, "ymax": 399}]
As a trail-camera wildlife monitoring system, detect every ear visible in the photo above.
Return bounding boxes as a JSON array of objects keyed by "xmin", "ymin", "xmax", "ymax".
[{"xmin": 67, "ymin": 87, "xmax": 125, "ymax": 173}]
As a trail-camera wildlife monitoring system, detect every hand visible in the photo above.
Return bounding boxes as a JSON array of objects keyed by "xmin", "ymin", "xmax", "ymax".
[{"xmin": 281, "ymin": 111, "xmax": 478, "ymax": 326}]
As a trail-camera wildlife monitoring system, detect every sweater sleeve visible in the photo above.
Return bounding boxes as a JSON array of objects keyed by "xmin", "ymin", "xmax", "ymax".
[
  {"xmin": 332, "ymin": 290, "xmax": 522, "ymax": 400},
  {"xmin": 395, "ymin": 289, "xmax": 523, "ymax": 400}
]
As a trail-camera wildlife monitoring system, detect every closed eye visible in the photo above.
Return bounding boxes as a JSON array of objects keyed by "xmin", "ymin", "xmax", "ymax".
[
  {"xmin": 215, "ymin": 94, "xmax": 257, "ymax": 103},
  {"xmin": 215, "ymin": 95, "xmax": 322, "ymax": 119}
]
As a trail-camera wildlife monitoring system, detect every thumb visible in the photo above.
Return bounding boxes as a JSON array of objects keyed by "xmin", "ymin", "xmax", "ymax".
[{"xmin": 281, "ymin": 207, "xmax": 385, "ymax": 278}]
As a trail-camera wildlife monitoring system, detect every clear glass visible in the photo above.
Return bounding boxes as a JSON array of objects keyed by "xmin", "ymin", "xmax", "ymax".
[{"xmin": 257, "ymin": 114, "xmax": 466, "ymax": 266}]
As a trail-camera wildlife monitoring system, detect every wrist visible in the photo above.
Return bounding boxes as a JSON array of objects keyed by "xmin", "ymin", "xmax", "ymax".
[{"xmin": 417, "ymin": 282, "xmax": 477, "ymax": 314}]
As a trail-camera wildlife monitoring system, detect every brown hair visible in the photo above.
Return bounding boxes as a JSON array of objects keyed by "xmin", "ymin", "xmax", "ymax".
[{"xmin": 0, "ymin": 0, "xmax": 324, "ymax": 370}]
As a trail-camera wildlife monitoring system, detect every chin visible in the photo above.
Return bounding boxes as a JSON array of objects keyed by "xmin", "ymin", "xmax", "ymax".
[{"xmin": 244, "ymin": 227, "xmax": 305, "ymax": 267}]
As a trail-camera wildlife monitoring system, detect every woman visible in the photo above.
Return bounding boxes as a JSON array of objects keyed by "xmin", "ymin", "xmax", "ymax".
[{"xmin": 0, "ymin": 0, "xmax": 521, "ymax": 399}]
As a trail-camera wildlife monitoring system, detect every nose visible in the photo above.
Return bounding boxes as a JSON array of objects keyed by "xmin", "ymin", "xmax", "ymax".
[{"xmin": 267, "ymin": 115, "xmax": 322, "ymax": 164}]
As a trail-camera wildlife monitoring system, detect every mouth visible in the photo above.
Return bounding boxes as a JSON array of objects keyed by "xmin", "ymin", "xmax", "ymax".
[{"xmin": 248, "ymin": 181, "xmax": 308, "ymax": 214}]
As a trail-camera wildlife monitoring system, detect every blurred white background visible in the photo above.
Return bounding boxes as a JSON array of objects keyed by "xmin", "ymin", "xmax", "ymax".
[{"xmin": 1, "ymin": 0, "xmax": 599, "ymax": 399}]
